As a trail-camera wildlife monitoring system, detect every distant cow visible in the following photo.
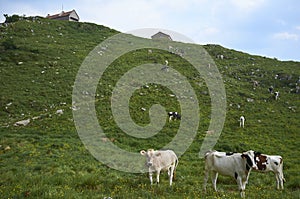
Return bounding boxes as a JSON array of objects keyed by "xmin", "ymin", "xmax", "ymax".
[
  {"xmin": 254, "ymin": 152, "xmax": 285, "ymax": 190},
  {"xmin": 240, "ymin": 116, "xmax": 245, "ymax": 128},
  {"xmin": 168, "ymin": 112, "xmax": 181, "ymax": 122},
  {"xmin": 161, "ymin": 60, "xmax": 169, "ymax": 72},
  {"xmin": 140, "ymin": 149, "xmax": 178, "ymax": 186},
  {"xmin": 253, "ymin": 80, "xmax": 259, "ymax": 87},
  {"xmin": 268, "ymin": 86, "xmax": 274, "ymax": 94},
  {"xmin": 274, "ymin": 91, "xmax": 279, "ymax": 100},
  {"xmin": 203, "ymin": 150, "xmax": 258, "ymax": 198},
  {"xmin": 14, "ymin": 119, "xmax": 30, "ymax": 126},
  {"xmin": 165, "ymin": 60, "xmax": 169, "ymax": 66}
]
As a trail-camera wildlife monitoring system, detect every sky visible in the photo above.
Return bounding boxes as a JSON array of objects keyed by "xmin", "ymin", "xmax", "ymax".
[{"xmin": 1, "ymin": 0, "xmax": 299, "ymax": 61}]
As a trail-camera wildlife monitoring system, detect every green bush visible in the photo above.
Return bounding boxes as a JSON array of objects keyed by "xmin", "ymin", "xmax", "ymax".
[
  {"xmin": 2, "ymin": 39, "xmax": 17, "ymax": 50},
  {"xmin": 3, "ymin": 14, "xmax": 23, "ymax": 23}
]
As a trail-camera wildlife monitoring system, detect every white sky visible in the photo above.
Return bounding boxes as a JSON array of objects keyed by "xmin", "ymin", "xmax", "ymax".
[{"xmin": 1, "ymin": 0, "xmax": 299, "ymax": 61}]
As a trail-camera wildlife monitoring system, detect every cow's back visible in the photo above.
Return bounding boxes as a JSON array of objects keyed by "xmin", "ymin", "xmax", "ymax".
[
  {"xmin": 205, "ymin": 151, "xmax": 243, "ymax": 177},
  {"xmin": 257, "ymin": 154, "xmax": 283, "ymax": 173},
  {"xmin": 269, "ymin": 155, "xmax": 283, "ymax": 172},
  {"xmin": 153, "ymin": 150, "xmax": 177, "ymax": 170}
]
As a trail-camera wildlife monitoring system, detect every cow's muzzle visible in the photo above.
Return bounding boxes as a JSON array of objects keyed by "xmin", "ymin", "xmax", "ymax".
[{"xmin": 147, "ymin": 162, "xmax": 153, "ymax": 167}]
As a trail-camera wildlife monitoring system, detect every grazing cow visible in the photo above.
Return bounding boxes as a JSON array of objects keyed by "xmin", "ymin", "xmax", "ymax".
[
  {"xmin": 217, "ymin": 54, "xmax": 224, "ymax": 59},
  {"xmin": 240, "ymin": 116, "xmax": 245, "ymax": 128},
  {"xmin": 140, "ymin": 149, "xmax": 178, "ymax": 186},
  {"xmin": 253, "ymin": 80, "xmax": 259, "ymax": 88},
  {"xmin": 254, "ymin": 152, "xmax": 285, "ymax": 189},
  {"xmin": 165, "ymin": 60, "xmax": 169, "ymax": 66},
  {"xmin": 269, "ymin": 86, "xmax": 274, "ymax": 94},
  {"xmin": 161, "ymin": 60, "xmax": 169, "ymax": 71},
  {"xmin": 203, "ymin": 150, "xmax": 258, "ymax": 198},
  {"xmin": 168, "ymin": 112, "xmax": 181, "ymax": 122},
  {"xmin": 14, "ymin": 119, "xmax": 30, "ymax": 126},
  {"xmin": 55, "ymin": 109, "xmax": 63, "ymax": 115},
  {"xmin": 274, "ymin": 91, "xmax": 279, "ymax": 100}
]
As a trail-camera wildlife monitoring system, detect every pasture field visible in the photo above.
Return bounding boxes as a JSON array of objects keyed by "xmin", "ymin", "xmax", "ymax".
[{"xmin": 0, "ymin": 16, "xmax": 299, "ymax": 198}]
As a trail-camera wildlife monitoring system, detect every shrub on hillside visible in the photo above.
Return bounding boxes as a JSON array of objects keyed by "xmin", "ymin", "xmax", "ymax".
[
  {"xmin": 2, "ymin": 39, "xmax": 17, "ymax": 50},
  {"xmin": 4, "ymin": 14, "xmax": 23, "ymax": 23}
]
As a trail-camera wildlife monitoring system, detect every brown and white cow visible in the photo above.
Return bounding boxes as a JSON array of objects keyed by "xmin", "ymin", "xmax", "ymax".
[
  {"xmin": 203, "ymin": 150, "xmax": 258, "ymax": 198},
  {"xmin": 254, "ymin": 152, "xmax": 285, "ymax": 189},
  {"xmin": 140, "ymin": 149, "xmax": 178, "ymax": 186}
]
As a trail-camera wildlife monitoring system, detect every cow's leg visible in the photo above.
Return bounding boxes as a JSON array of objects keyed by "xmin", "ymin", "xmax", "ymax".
[
  {"xmin": 241, "ymin": 179, "xmax": 247, "ymax": 198},
  {"xmin": 240, "ymin": 190, "xmax": 245, "ymax": 198},
  {"xmin": 275, "ymin": 173, "xmax": 281, "ymax": 190},
  {"xmin": 149, "ymin": 172, "xmax": 153, "ymax": 185},
  {"xmin": 280, "ymin": 171, "xmax": 285, "ymax": 190},
  {"xmin": 237, "ymin": 176, "xmax": 246, "ymax": 198},
  {"xmin": 245, "ymin": 173, "xmax": 249, "ymax": 185},
  {"xmin": 275, "ymin": 173, "xmax": 279, "ymax": 189},
  {"xmin": 279, "ymin": 176, "xmax": 284, "ymax": 190},
  {"xmin": 277, "ymin": 169, "xmax": 285, "ymax": 190},
  {"xmin": 279, "ymin": 164, "xmax": 285, "ymax": 190},
  {"xmin": 203, "ymin": 169, "xmax": 209, "ymax": 191},
  {"xmin": 169, "ymin": 165, "xmax": 175, "ymax": 186},
  {"xmin": 156, "ymin": 169, "xmax": 161, "ymax": 184},
  {"xmin": 281, "ymin": 178, "xmax": 284, "ymax": 190},
  {"xmin": 211, "ymin": 171, "xmax": 218, "ymax": 192}
]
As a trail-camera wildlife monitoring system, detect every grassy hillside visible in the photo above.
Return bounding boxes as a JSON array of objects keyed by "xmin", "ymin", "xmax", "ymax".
[{"xmin": 0, "ymin": 16, "xmax": 299, "ymax": 198}]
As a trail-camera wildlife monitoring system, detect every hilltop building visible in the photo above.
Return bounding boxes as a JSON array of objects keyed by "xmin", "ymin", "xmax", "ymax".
[
  {"xmin": 46, "ymin": 9, "xmax": 79, "ymax": 22},
  {"xmin": 151, "ymin": 31, "xmax": 172, "ymax": 41}
]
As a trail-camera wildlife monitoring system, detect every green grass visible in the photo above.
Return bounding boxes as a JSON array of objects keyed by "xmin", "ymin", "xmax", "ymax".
[{"xmin": 0, "ymin": 16, "xmax": 299, "ymax": 198}]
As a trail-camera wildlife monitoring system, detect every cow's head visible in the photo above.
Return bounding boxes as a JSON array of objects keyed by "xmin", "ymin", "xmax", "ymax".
[
  {"xmin": 254, "ymin": 152, "xmax": 268, "ymax": 171},
  {"xmin": 140, "ymin": 149, "xmax": 160, "ymax": 167},
  {"xmin": 241, "ymin": 150, "xmax": 258, "ymax": 171}
]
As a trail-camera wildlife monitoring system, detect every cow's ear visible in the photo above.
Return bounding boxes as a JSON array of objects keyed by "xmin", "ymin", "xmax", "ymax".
[
  {"xmin": 255, "ymin": 151, "xmax": 261, "ymax": 156},
  {"xmin": 155, "ymin": 152, "xmax": 161, "ymax": 157},
  {"xmin": 140, "ymin": 150, "xmax": 146, "ymax": 156},
  {"xmin": 241, "ymin": 154, "xmax": 246, "ymax": 159}
]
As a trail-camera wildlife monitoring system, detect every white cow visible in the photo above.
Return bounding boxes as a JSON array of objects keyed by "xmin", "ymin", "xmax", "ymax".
[
  {"xmin": 240, "ymin": 116, "xmax": 245, "ymax": 128},
  {"xmin": 165, "ymin": 60, "xmax": 169, "ymax": 66},
  {"xmin": 254, "ymin": 153, "xmax": 285, "ymax": 189},
  {"xmin": 203, "ymin": 150, "xmax": 258, "ymax": 198},
  {"xmin": 14, "ymin": 119, "xmax": 30, "ymax": 126},
  {"xmin": 140, "ymin": 149, "xmax": 178, "ymax": 186}
]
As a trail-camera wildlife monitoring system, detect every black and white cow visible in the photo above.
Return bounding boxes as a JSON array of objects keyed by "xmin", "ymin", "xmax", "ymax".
[
  {"xmin": 274, "ymin": 91, "xmax": 279, "ymax": 100},
  {"xmin": 168, "ymin": 112, "xmax": 181, "ymax": 122},
  {"xmin": 240, "ymin": 116, "xmax": 245, "ymax": 128},
  {"xmin": 254, "ymin": 152, "xmax": 285, "ymax": 189},
  {"xmin": 203, "ymin": 150, "xmax": 258, "ymax": 198},
  {"xmin": 269, "ymin": 86, "xmax": 274, "ymax": 94}
]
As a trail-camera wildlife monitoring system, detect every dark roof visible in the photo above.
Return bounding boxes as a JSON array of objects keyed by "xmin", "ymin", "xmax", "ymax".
[
  {"xmin": 151, "ymin": 31, "xmax": 172, "ymax": 40},
  {"xmin": 46, "ymin": 10, "xmax": 78, "ymax": 20}
]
